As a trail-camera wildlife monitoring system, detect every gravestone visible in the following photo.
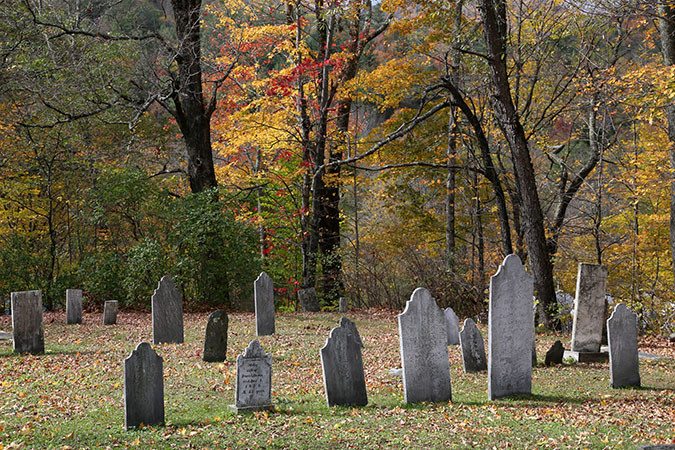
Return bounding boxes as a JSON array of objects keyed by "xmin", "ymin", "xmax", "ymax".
[
  {"xmin": 0, "ymin": 331, "xmax": 11, "ymax": 341},
  {"xmin": 298, "ymin": 287, "xmax": 320, "ymax": 312},
  {"xmin": 444, "ymin": 307, "xmax": 460, "ymax": 345},
  {"xmin": 488, "ymin": 254, "xmax": 534, "ymax": 400},
  {"xmin": 459, "ymin": 318, "xmax": 487, "ymax": 373},
  {"xmin": 545, "ymin": 340, "xmax": 565, "ymax": 366},
  {"xmin": 11, "ymin": 290, "xmax": 44, "ymax": 354},
  {"xmin": 151, "ymin": 276, "xmax": 184, "ymax": 345},
  {"xmin": 103, "ymin": 300, "xmax": 118, "ymax": 325},
  {"xmin": 254, "ymin": 272, "xmax": 275, "ymax": 336},
  {"xmin": 203, "ymin": 310, "xmax": 228, "ymax": 362},
  {"xmin": 532, "ymin": 338, "xmax": 538, "ymax": 366},
  {"xmin": 339, "ymin": 297, "xmax": 348, "ymax": 313},
  {"xmin": 229, "ymin": 340, "xmax": 272, "ymax": 413},
  {"xmin": 398, "ymin": 287, "xmax": 451, "ymax": 404},
  {"xmin": 66, "ymin": 289, "xmax": 83, "ymax": 325},
  {"xmin": 320, "ymin": 317, "xmax": 367, "ymax": 407},
  {"xmin": 607, "ymin": 303, "xmax": 641, "ymax": 388},
  {"xmin": 569, "ymin": 263, "xmax": 608, "ymax": 361},
  {"xmin": 124, "ymin": 342, "xmax": 164, "ymax": 430}
]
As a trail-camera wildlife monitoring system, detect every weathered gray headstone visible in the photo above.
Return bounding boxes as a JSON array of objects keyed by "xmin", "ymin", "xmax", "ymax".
[
  {"xmin": 444, "ymin": 307, "xmax": 460, "ymax": 345},
  {"xmin": 571, "ymin": 263, "xmax": 608, "ymax": 353},
  {"xmin": 229, "ymin": 340, "xmax": 272, "ymax": 413},
  {"xmin": 0, "ymin": 331, "xmax": 11, "ymax": 341},
  {"xmin": 203, "ymin": 310, "xmax": 228, "ymax": 362},
  {"xmin": 545, "ymin": 340, "xmax": 565, "ymax": 366},
  {"xmin": 532, "ymin": 338, "xmax": 538, "ymax": 366},
  {"xmin": 298, "ymin": 287, "xmax": 320, "ymax": 312},
  {"xmin": 66, "ymin": 289, "xmax": 82, "ymax": 325},
  {"xmin": 607, "ymin": 303, "xmax": 641, "ymax": 388},
  {"xmin": 320, "ymin": 317, "xmax": 367, "ymax": 407},
  {"xmin": 11, "ymin": 290, "xmax": 44, "ymax": 354},
  {"xmin": 124, "ymin": 342, "xmax": 164, "ymax": 430},
  {"xmin": 488, "ymin": 254, "xmax": 534, "ymax": 400},
  {"xmin": 151, "ymin": 276, "xmax": 184, "ymax": 345},
  {"xmin": 103, "ymin": 300, "xmax": 118, "ymax": 325},
  {"xmin": 398, "ymin": 287, "xmax": 451, "ymax": 404},
  {"xmin": 254, "ymin": 272, "xmax": 275, "ymax": 336},
  {"xmin": 459, "ymin": 318, "xmax": 487, "ymax": 373},
  {"xmin": 339, "ymin": 297, "xmax": 348, "ymax": 313}
]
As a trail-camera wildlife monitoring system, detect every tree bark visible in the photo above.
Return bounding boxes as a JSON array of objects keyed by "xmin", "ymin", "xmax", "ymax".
[
  {"xmin": 657, "ymin": 4, "xmax": 675, "ymax": 290},
  {"xmin": 170, "ymin": 0, "xmax": 217, "ymax": 193},
  {"xmin": 478, "ymin": 0, "xmax": 558, "ymax": 328}
]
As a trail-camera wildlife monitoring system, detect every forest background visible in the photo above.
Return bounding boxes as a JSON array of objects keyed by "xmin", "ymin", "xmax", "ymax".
[{"xmin": 1, "ymin": 0, "xmax": 674, "ymax": 333}]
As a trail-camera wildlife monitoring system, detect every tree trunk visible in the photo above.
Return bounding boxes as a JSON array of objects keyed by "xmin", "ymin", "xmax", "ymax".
[
  {"xmin": 478, "ymin": 0, "xmax": 558, "ymax": 328},
  {"xmin": 170, "ymin": 0, "xmax": 217, "ymax": 194},
  {"xmin": 658, "ymin": 4, "xmax": 675, "ymax": 290}
]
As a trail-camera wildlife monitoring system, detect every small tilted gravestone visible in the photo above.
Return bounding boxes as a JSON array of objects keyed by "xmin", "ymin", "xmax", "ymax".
[
  {"xmin": 444, "ymin": 307, "xmax": 460, "ymax": 346},
  {"xmin": 151, "ymin": 276, "xmax": 184, "ymax": 345},
  {"xmin": 11, "ymin": 290, "xmax": 44, "ymax": 354},
  {"xmin": 568, "ymin": 263, "xmax": 608, "ymax": 362},
  {"xmin": 488, "ymin": 254, "xmax": 534, "ymax": 400},
  {"xmin": 124, "ymin": 342, "xmax": 164, "ymax": 430},
  {"xmin": 320, "ymin": 317, "xmax": 367, "ymax": 407},
  {"xmin": 66, "ymin": 289, "xmax": 83, "ymax": 325},
  {"xmin": 459, "ymin": 318, "xmax": 487, "ymax": 373},
  {"xmin": 607, "ymin": 303, "xmax": 641, "ymax": 388},
  {"xmin": 254, "ymin": 272, "xmax": 275, "ymax": 336},
  {"xmin": 103, "ymin": 300, "xmax": 118, "ymax": 325},
  {"xmin": 298, "ymin": 287, "xmax": 320, "ymax": 312},
  {"xmin": 398, "ymin": 287, "xmax": 452, "ymax": 404},
  {"xmin": 202, "ymin": 310, "xmax": 228, "ymax": 362},
  {"xmin": 339, "ymin": 297, "xmax": 348, "ymax": 313},
  {"xmin": 545, "ymin": 340, "xmax": 565, "ymax": 366},
  {"xmin": 229, "ymin": 340, "xmax": 272, "ymax": 413}
]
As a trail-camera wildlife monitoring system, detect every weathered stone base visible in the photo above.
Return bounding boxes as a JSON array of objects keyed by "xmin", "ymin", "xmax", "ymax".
[
  {"xmin": 227, "ymin": 404, "xmax": 272, "ymax": 414},
  {"xmin": 564, "ymin": 350, "xmax": 609, "ymax": 362}
]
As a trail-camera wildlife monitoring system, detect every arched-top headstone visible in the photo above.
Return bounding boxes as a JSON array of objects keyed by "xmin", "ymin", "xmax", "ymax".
[
  {"xmin": 151, "ymin": 276, "xmax": 184, "ymax": 345},
  {"xmin": 124, "ymin": 342, "xmax": 164, "ymax": 430},
  {"xmin": 607, "ymin": 303, "xmax": 640, "ymax": 388},
  {"xmin": 459, "ymin": 318, "xmax": 487, "ymax": 373},
  {"xmin": 11, "ymin": 290, "xmax": 44, "ymax": 354},
  {"xmin": 571, "ymin": 263, "xmax": 608, "ymax": 353},
  {"xmin": 203, "ymin": 310, "xmax": 228, "ymax": 362},
  {"xmin": 254, "ymin": 272, "xmax": 275, "ymax": 336},
  {"xmin": 230, "ymin": 340, "xmax": 273, "ymax": 412},
  {"xmin": 444, "ymin": 307, "xmax": 460, "ymax": 345},
  {"xmin": 488, "ymin": 254, "xmax": 533, "ymax": 400},
  {"xmin": 320, "ymin": 317, "xmax": 367, "ymax": 407},
  {"xmin": 398, "ymin": 287, "xmax": 451, "ymax": 404},
  {"xmin": 66, "ymin": 289, "xmax": 83, "ymax": 325}
]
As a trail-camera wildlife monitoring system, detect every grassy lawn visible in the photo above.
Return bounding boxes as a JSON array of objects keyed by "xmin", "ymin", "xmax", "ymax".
[{"xmin": 0, "ymin": 310, "xmax": 673, "ymax": 449}]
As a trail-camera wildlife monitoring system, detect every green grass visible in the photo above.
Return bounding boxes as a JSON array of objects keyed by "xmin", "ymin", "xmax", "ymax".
[{"xmin": 0, "ymin": 310, "xmax": 673, "ymax": 449}]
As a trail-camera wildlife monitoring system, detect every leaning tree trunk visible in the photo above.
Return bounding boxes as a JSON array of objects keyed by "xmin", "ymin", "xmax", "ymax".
[
  {"xmin": 478, "ymin": 0, "xmax": 559, "ymax": 329},
  {"xmin": 171, "ymin": 0, "xmax": 217, "ymax": 194},
  {"xmin": 658, "ymin": 4, "xmax": 675, "ymax": 290}
]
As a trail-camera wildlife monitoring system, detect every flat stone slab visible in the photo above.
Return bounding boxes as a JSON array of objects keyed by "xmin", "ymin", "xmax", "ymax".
[
  {"xmin": 488, "ymin": 255, "xmax": 533, "ymax": 400},
  {"xmin": 0, "ymin": 331, "xmax": 11, "ymax": 341},
  {"xmin": 638, "ymin": 352, "xmax": 670, "ymax": 360},
  {"xmin": 388, "ymin": 368, "xmax": 403, "ymax": 377},
  {"xmin": 227, "ymin": 404, "xmax": 273, "ymax": 413},
  {"xmin": 637, "ymin": 446, "xmax": 675, "ymax": 450},
  {"xmin": 563, "ymin": 350, "xmax": 609, "ymax": 363},
  {"xmin": 398, "ymin": 287, "xmax": 451, "ymax": 404}
]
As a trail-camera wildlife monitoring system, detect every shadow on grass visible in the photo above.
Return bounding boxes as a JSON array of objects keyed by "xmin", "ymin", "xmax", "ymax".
[{"xmin": 0, "ymin": 349, "xmax": 96, "ymax": 358}]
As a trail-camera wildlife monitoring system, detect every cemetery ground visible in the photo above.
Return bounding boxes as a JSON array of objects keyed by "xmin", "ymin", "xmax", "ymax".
[{"xmin": 0, "ymin": 310, "xmax": 673, "ymax": 449}]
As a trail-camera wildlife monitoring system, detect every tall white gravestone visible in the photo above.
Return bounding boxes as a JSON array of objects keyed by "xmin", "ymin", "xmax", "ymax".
[
  {"xmin": 607, "ymin": 303, "xmax": 641, "ymax": 388},
  {"xmin": 570, "ymin": 263, "xmax": 608, "ymax": 355},
  {"xmin": 398, "ymin": 288, "xmax": 452, "ymax": 404},
  {"xmin": 254, "ymin": 272, "xmax": 275, "ymax": 336},
  {"xmin": 151, "ymin": 276, "xmax": 184, "ymax": 345},
  {"xmin": 11, "ymin": 290, "xmax": 44, "ymax": 354},
  {"xmin": 488, "ymin": 254, "xmax": 534, "ymax": 400},
  {"xmin": 124, "ymin": 342, "xmax": 164, "ymax": 430},
  {"xmin": 320, "ymin": 318, "xmax": 367, "ymax": 407},
  {"xmin": 66, "ymin": 289, "xmax": 83, "ymax": 325}
]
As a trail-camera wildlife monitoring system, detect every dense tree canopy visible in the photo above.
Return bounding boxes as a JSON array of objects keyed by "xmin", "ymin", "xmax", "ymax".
[{"xmin": 1, "ymin": 0, "xmax": 674, "ymax": 332}]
